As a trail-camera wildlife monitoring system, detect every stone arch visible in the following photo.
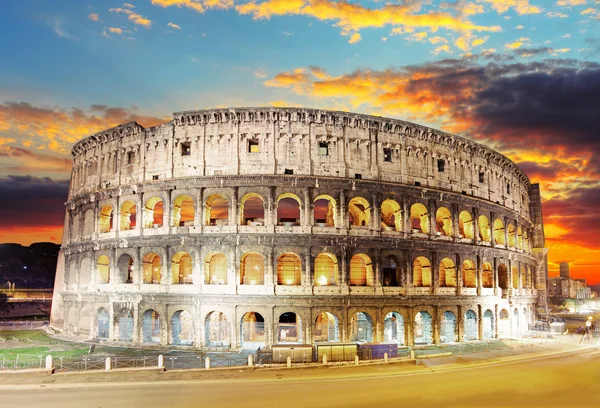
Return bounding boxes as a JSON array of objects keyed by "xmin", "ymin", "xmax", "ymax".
[
  {"xmin": 507, "ymin": 223, "xmax": 516, "ymax": 248},
  {"xmin": 382, "ymin": 255, "xmax": 400, "ymax": 287},
  {"xmin": 277, "ymin": 193, "xmax": 301, "ymax": 226},
  {"xmin": 277, "ymin": 252, "xmax": 302, "ymax": 285},
  {"xmin": 205, "ymin": 194, "xmax": 229, "ymax": 226},
  {"xmin": 483, "ymin": 309, "xmax": 495, "ymax": 339},
  {"xmin": 439, "ymin": 257, "xmax": 457, "ymax": 287},
  {"xmin": 498, "ymin": 264, "xmax": 509, "ymax": 290},
  {"xmin": 240, "ymin": 312, "xmax": 266, "ymax": 348},
  {"xmin": 205, "ymin": 252, "xmax": 227, "ymax": 285},
  {"xmin": 99, "ymin": 204, "xmax": 114, "ymax": 233},
  {"xmin": 520, "ymin": 265, "xmax": 527, "ymax": 288},
  {"xmin": 440, "ymin": 311, "xmax": 457, "ymax": 343},
  {"xmin": 142, "ymin": 309, "xmax": 161, "ymax": 344},
  {"xmin": 512, "ymin": 308, "xmax": 520, "ymax": 336},
  {"xmin": 172, "ymin": 310, "xmax": 194, "ymax": 346},
  {"xmin": 478, "ymin": 215, "xmax": 491, "ymax": 242},
  {"xmin": 464, "ymin": 310, "xmax": 478, "ymax": 341},
  {"xmin": 314, "ymin": 312, "xmax": 339, "ymax": 342},
  {"xmin": 458, "ymin": 210, "xmax": 474, "ymax": 239},
  {"xmin": 517, "ymin": 226, "xmax": 524, "ymax": 249},
  {"xmin": 79, "ymin": 305, "xmax": 91, "ymax": 336},
  {"xmin": 83, "ymin": 209, "xmax": 94, "ymax": 236},
  {"xmin": 80, "ymin": 257, "xmax": 92, "ymax": 285},
  {"xmin": 171, "ymin": 251, "xmax": 193, "ymax": 284},
  {"xmin": 143, "ymin": 196, "xmax": 164, "ymax": 228},
  {"xmin": 97, "ymin": 308, "xmax": 109, "ymax": 339},
  {"xmin": 523, "ymin": 229, "xmax": 530, "ymax": 251},
  {"xmin": 493, "ymin": 218, "xmax": 505, "ymax": 245},
  {"xmin": 173, "ymin": 194, "xmax": 195, "ymax": 227},
  {"xmin": 240, "ymin": 252, "xmax": 265, "ymax": 285},
  {"xmin": 436, "ymin": 207, "xmax": 452, "ymax": 236},
  {"xmin": 462, "ymin": 259, "xmax": 477, "ymax": 288},
  {"xmin": 348, "ymin": 196, "xmax": 371, "ymax": 227},
  {"xmin": 350, "ymin": 311, "xmax": 373, "ymax": 342},
  {"xmin": 414, "ymin": 311, "xmax": 433, "ymax": 345},
  {"xmin": 384, "ymin": 312, "xmax": 405, "ymax": 345},
  {"xmin": 97, "ymin": 255, "xmax": 110, "ymax": 284},
  {"xmin": 314, "ymin": 194, "xmax": 337, "ymax": 227},
  {"xmin": 142, "ymin": 252, "xmax": 161, "ymax": 284},
  {"xmin": 314, "ymin": 253, "xmax": 338, "ymax": 286},
  {"xmin": 512, "ymin": 265, "xmax": 519, "ymax": 289},
  {"xmin": 120, "ymin": 200, "xmax": 137, "ymax": 231},
  {"xmin": 413, "ymin": 256, "xmax": 432, "ymax": 287},
  {"xmin": 277, "ymin": 312, "xmax": 302, "ymax": 343},
  {"xmin": 410, "ymin": 203, "xmax": 429, "ymax": 233},
  {"xmin": 349, "ymin": 254, "xmax": 374, "ymax": 286},
  {"xmin": 498, "ymin": 308, "xmax": 510, "ymax": 338},
  {"xmin": 482, "ymin": 262, "xmax": 494, "ymax": 288},
  {"xmin": 116, "ymin": 253, "xmax": 134, "ymax": 284},
  {"xmin": 240, "ymin": 193, "xmax": 265, "ymax": 225},
  {"xmin": 205, "ymin": 311, "xmax": 230, "ymax": 347},
  {"xmin": 380, "ymin": 199, "xmax": 402, "ymax": 231},
  {"xmin": 115, "ymin": 307, "xmax": 134, "ymax": 342}
]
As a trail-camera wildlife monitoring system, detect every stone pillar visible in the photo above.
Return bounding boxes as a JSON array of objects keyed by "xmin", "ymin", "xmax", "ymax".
[
  {"xmin": 476, "ymin": 255, "xmax": 483, "ymax": 295},
  {"xmin": 230, "ymin": 188, "xmax": 238, "ymax": 227},
  {"xmin": 456, "ymin": 253, "xmax": 463, "ymax": 290},
  {"xmin": 340, "ymin": 246, "xmax": 348, "ymax": 286},
  {"xmin": 429, "ymin": 199, "xmax": 436, "ymax": 235},
  {"xmin": 403, "ymin": 200, "xmax": 411, "ymax": 233},
  {"xmin": 503, "ymin": 215, "xmax": 509, "ymax": 248},
  {"xmin": 490, "ymin": 211, "xmax": 496, "ymax": 247},
  {"xmin": 303, "ymin": 188, "xmax": 310, "ymax": 227},
  {"xmin": 473, "ymin": 208, "xmax": 479, "ymax": 244},
  {"xmin": 406, "ymin": 308, "xmax": 414, "ymax": 346},
  {"xmin": 339, "ymin": 189, "xmax": 346, "ymax": 230},
  {"xmin": 457, "ymin": 305, "xmax": 464, "ymax": 342},
  {"xmin": 372, "ymin": 192, "xmax": 380, "ymax": 232},
  {"xmin": 452, "ymin": 204, "xmax": 460, "ymax": 239},
  {"xmin": 432, "ymin": 251, "xmax": 439, "ymax": 290},
  {"xmin": 265, "ymin": 247, "xmax": 274, "ymax": 289},
  {"xmin": 304, "ymin": 250, "xmax": 311, "ymax": 287},
  {"xmin": 406, "ymin": 250, "xmax": 413, "ymax": 288},
  {"xmin": 433, "ymin": 306, "xmax": 441, "ymax": 345}
]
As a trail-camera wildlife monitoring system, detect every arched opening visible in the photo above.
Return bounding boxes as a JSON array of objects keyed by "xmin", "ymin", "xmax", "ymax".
[
  {"xmin": 462, "ymin": 259, "xmax": 477, "ymax": 288},
  {"xmin": 97, "ymin": 255, "xmax": 110, "ymax": 284},
  {"xmin": 380, "ymin": 199, "xmax": 401, "ymax": 231},
  {"xmin": 384, "ymin": 312, "xmax": 405, "ymax": 345},
  {"xmin": 314, "ymin": 253, "xmax": 338, "ymax": 286},
  {"xmin": 277, "ymin": 253, "xmax": 302, "ymax": 285},
  {"xmin": 436, "ymin": 207, "xmax": 453, "ymax": 236},
  {"xmin": 511, "ymin": 265, "xmax": 519, "ymax": 289},
  {"xmin": 410, "ymin": 203, "xmax": 429, "ymax": 233},
  {"xmin": 173, "ymin": 194, "xmax": 194, "ymax": 227},
  {"xmin": 440, "ymin": 311, "xmax": 457, "ymax": 343},
  {"xmin": 97, "ymin": 308, "xmax": 109, "ymax": 339},
  {"xmin": 493, "ymin": 218, "xmax": 505, "ymax": 245},
  {"xmin": 205, "ymin": 253, "xmax": 227, "ymax": 285},
  {"xmin": 507, "ymin": 223, "xmax": 516, "ymax": 248},
  {"xmin": 116, "ymin": 254, "xmax": 134, "ymax": 284},
  {"xmin": 517, "ymin": 226, "xmax": 523, "ymax": 249},
  {"xmin": 350, "ymin": 312, "xmax": 373, "ymax": 342},
  {"xmin": 115, "ymin": 310, "xmax": 133, "ymax": 342},
  {"xmin": 99, "ymin": 204, "xmax": 114, "ymax": 233},
  {"xmin": 498, "ymin": 309, "xmax": 510, "ymax": 338},
  {"xmin": 458, "ymin": 210, "xmax": 474, "ymax": 239},
  {"xmin": 482, "ymin": 262, "xmax": 494, "ymax": 288},
  {"xmin": 119, "ymin": 201, "xmax": 137, "ymax": 231},
  {"xmin": 278, "ymin": 312, "xmax": 302, "ymax": 343},
  {"xmin": 520, "ymin": 266, "xmax": 526, "ymax": 289},
  {"xmin": 171, "ymin": 252, "xmax": 193, "ymax": 284},
  {"xmin": 523, "ymin": 230, "xmax": 529, "ymax": 251},
  {"xmin": 414, "ymin": 311, "xmax": 433, "ymax": 345},
  {"xmin": 483, "ymin": 309, "xmax": 495, "ymax": 339},
  {"xmin": 349, "ymin": 254, "xmax": 374, "ymax": 286},
  {"xmin": 205, "ymin": 312, "xmax": 230, "ymax": 347},
  {"xmin": 464, "ymin": 310, "xmax": 478, "ymax": 341},
  {"xmin": 314, "ymin": 312, "xmax": 338, "ymax": 342},
  {"xmin": 478, "ymin": 215, "xmax": 491, "ymax": 242},
  {"xmin": 314, "ymin": 195, "xmax": 337, "ymax": 227},
  {"xmin": 498, "ymin": 264, "xmax": 509, "ymax": 290},
  {"xmin": 142, "ymin": 252, "xmax": 161, "ymax": 284},
  {"xmin": 240, "ymin": 253, "xmax": 264, "ymax": 285},
  {"xmin": 205, "ymin": 194, "xmax": 229, "ymax": 226},
  {"xmin": 439, "ymin": 257, "xmax": 457, "ymax": 287},
  {"xmin": 348, "ymin": 197, "xmax": 370, "ymax": 227},
  {"xmin": 382, "ymin": 256, "xmax": 399, "ymax": 287},
  {"xmin": 142, "ymin": 310, "xmax": 161, "ymax": 344},
  {"xmin": 240, "ymin": 194, "xmax": 265, "ymax": 225},
  {"xmin": 277, "ymin": 194, "xmax": 301, "ymax": 226},
  {"xmin": 143, "ymin": 196, "xmax": 163, "ymax": 228},
  {"xmin": 172, "ymin": 310, "xmax": 194, "ymax": 346},
  {"xmin": 413, "ymin": 256, "xmax": 432, "ymax": 287},
  {"xmin": 527, "ymin": 266, "xmax": 533, "ymax": 288},
  {"xmin": 512, "ymin": 308, "xmax": 520, "ymax": 336},
  {"xmin": 240, "ymin": 312, "xmax": 265, "ymax": 347}
]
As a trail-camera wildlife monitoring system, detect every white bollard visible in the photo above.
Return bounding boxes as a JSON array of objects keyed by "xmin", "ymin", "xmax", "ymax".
[
  {"xmin": 287, "ymin": 356, "xmax": 292, "ymax": 368},
  {"xmin": 45, "ymin": 355, "xmax": 53, "ymax": 370},
  {"xmin": 248, "ymin": 354, "xmax": 254, "ymax": 367},
  {"xmin": 157, "ymin": 355, "xmax": 164, "ymax": 368},
  {"xmin": 105, "ymin": 357, "xmax": 112, "ymax": 371},
  {"xmin": 205, "ymin": 357, "xmax": 211, "ymax": 370},
  {"xmin": 355, "ymin": 355, "xmax": 359, "ymax": 366},
  {"xmin": 384, "ymin": 352, "xmax": 388, "ymax": 362},
  {"xmin": 323, "ymin": 354, "xmax": 328, "ymax": 365},
  {"xmin": 410, "ymin": 349, "xmax": 415, "ymax": 359}
]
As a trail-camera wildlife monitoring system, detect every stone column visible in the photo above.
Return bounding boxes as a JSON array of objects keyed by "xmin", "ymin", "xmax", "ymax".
[
  {"xmin": 428, "ymin": 199, "xmax": 436, "ymax": 235},
  {"xmin": 339, "ymin": 189, "xmax": 347, "ymax": 230},
  {"xmin": 303, "ymin": 188, "xmax": 310, "ymax": 227},
  {"xmin": 304, "ymin": 250, "xmax": 311, "ymax": 287},
  {"xmin": 473, "ymin": 208, "xmax": 480, "ymax": 244},
  {"xmin": 490, "ymin": 211, "xmax": 496, "ymax": 247},
  {"xmin": 452, "ymin": 203, "xmax": 460, "ymax": 239},
  {"xmin": 456, "ymin": 253, "xmax": 463, "ymax": 292},
  {"xmin": 457, "ymin": 305, "xmax": 464, "ymax": 342},
  {"xmin": 230, "ymin": 188, "xmax": 238, "ymax": 227},
  {"xmin": 432, "ymin": 251, "xmax": 439, "ymax": 290},
  {"xmin": 372, "ymin": 192, "xmax": 380, "ymax": 232},
  {"xmin": 406, "ymin": 250, "xmax": 413, "ymax": 288},
  {"xmin": 403, "ymin": 200, "xmax": 411, "ymax": 233},
  {"xmin": 477, "ymin": 304, "xmax": 483, "ymax": 340},
  {"xmin": 340, "ymin": 246, "xmax": 348, "ymax": 286},
  {"xmin": 433, "ymin": 306, "xmax": 441, "ymax": 344}
]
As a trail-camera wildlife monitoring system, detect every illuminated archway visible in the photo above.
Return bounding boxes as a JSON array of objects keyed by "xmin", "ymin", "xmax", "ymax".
[
  {"xmin": 205, "ymin": 253, "xmax": 227, "ymax": 285},
  {"xmin": 205, "ymin": 194, "xmax": 229, "ymax": 226},
  {"xmin": 277, "ymin": 193, "xmax": 301, "ymax": 226},
  {"xmin": 493, "ymin": 218, "xmax": 505, "ymax": 245},
  {"xmin": 458, "ymin": 210, "xmax": 474, "ymax": 239},
  {"xmin": 205, "ymin": 312, "xmax": 230, "ymax": 347},
  {"xmin": 142, "ymin": 309, "xmax": 161, "ymax": 344},
  {"xmin": 173, "ymin": 194, "xmax": 194, "ymax": 227},
  {"xmin": 277, "ymin": 312, "xmax": 302, "ymax": 343},
  {"xmin": 482, "ymin": 262, "xmax": 494, "ymax": 288},
  {"xmin": 97, "ymin": 255, "xmax": 110, "ymax": 284},
  {"xmin": 240, "ymin": 193, "xmax": 265, "ymax": 225},
  {"xmin": 142, "ymin": 252, "xmax": 161, "ymax": 284},
  {"xmin": 314, "ymin": 195, "xmax": 337, "ymax": 227},
  {"xmin": 413, "ymin": 256, "xmax": 432, "ymax": 287},
  {"xmin": 440, "ymin": 311, "xmax": 457, "ymax": 343},
  {"xmin": 462, "ymin": 259, "xmax": 476, "ymax": 288},
  {"xmin": 498, "ymin": 264, "xmax": 509, "ymax": 290},
  {"xmin": 349, "ymin": 254, "xmax": 374, "ymax": 286},
  {"xmin": 478, "ymin": 215, "xmax": 491, "ymax": 242},
  {"xmin": 380, "ymin": 199, "xmax": 401, "ymax": 231},
  {"xmin": 314, "ymin": 253, "xmax": 338, "ymax": 286},
  {"xmin": 120, "ymin": 201, "xmax": 137, "ymax": 230},
  {"xmin": 414, "ymin": 311, "xmax": 433, "ymax": 345},
  {"xmin": 348, "ymin": 197, "xmax": 370, "ymax": 227},
  {"xmin": 240, "ymin": 312, "xmax": 265, "ymax": 346},
  {"xmin": 464, "ymin": 310, "xmax": 478, "ymax": 341},
  {"xmin": 240, "ymin": 253, "xmax": 265, "ymax": 285},
  {"xmin": 507, "ymin": 223, "xmax": 516, "ymax": 248},
  {"xmin": 99, "ymin": 204, "xmax": 114, "ymax": 233},
  {"xmin": 410, "ymin": 203, "xmax": 429, "ymax": 233},
  {"xmin": 439, "ymin": 258, "xmax": 457, "ymax": 287},
  {"xmin": 143, "ymin": 196, "xmax": 163, "ymax": 228},
  {"xmin": 277, "ymin": 253, "xmax": 302, "ymax": 285},
  {"xmin": 172, "ymin": 252, "xmax": 193, "ymax": 284},
  {"xmin": 314, "ymin": 312, "xmax": 338, "ymax": 342},
  {"xmin": 436, "ymin": 207, "xmax": 452, "ymax": 236},
  {"xmin": 172, "ymin": 310, "xmax": 194, "ymax": 346},
  {"xmin": 350, "ymin": 312, "xmax": 373, "ymax": 342},
  {"xmin": 384, "ymin": 312, "xmax": 404, "ymax": 344}
]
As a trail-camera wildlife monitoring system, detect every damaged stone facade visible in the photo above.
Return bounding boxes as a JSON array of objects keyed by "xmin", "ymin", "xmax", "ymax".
[{"xmin": 50, "ymin": 107, "xmax": 545, "ymax": 348}]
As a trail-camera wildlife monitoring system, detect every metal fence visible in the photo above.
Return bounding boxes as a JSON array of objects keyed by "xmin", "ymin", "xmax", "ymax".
[{"xmin": 0, "ymin": 321, "xmax": 48, "ymax": 331}]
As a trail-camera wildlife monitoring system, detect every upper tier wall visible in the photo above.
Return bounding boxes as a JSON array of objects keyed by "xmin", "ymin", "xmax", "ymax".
[{"xmin": 69, "ymin": 107, "xmax": 532, "ymax": 219}]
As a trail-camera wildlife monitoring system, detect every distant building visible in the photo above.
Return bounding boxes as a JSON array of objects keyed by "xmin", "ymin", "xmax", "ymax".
[
  {"xmin": 547, "ymin": 276, "xmax": 591, "ymax": 300},
  {"xmin": 559, "ymin": 262, "xmax": 570, "ymax": 279}
]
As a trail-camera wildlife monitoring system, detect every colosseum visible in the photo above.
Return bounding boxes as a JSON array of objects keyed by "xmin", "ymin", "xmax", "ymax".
[{"xmin": 50, "ymin": 107, "xmax": 549, "ymax": 350}]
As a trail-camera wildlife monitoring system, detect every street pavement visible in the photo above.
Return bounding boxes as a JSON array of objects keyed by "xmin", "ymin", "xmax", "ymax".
[{"xmin": 0, "ymin": 347, "xmax": 599, "ymax": 408}]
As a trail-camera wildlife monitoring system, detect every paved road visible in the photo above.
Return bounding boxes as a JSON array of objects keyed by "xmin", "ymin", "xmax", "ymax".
[{"xmin": 1, "ymin": 350, "xmax": 599, "ymax": 408}]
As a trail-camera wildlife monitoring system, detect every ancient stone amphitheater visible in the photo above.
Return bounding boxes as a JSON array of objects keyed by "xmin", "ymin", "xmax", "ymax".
[{"xmin": 50, "ymin": 107, "xmax": 548, "ymax": 349}]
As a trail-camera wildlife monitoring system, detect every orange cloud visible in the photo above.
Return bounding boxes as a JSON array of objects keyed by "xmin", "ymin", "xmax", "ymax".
[
  {"xmin": 504, "ymin": 36, "xmax": 530, "ymax": 49},
  {"xmin": 151, "ymin": 0, "xmax": 233, "ymax": 13},
  {"xmin": 107, "ymin": 27, "xmax": 124, "ymax": 34},
  {"xmin": 109, "ymin": 7, "xmax": 152, "ymax": 27},
  {"xmin": 88, "ymin": 13, "xmax": 99, "ymax": 22},
  {"xmin": 480, "ymin": 0, "xmax": 542, "ymax": 15}
]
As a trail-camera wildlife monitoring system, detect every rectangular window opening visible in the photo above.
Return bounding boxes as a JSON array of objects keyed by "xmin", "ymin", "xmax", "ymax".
[
  {"xmin": 355, "ymin": 173, "xmax": 362, "ymax": 179},
  {"xmin": 437, "ymin": 159, "xmax": 445, "ymax": 172},
  {"xmin": 507, "ymin": 183, "xmax": 511, "ymax": 195},
  {"xmin": 415, "ymin": 181, "xmax": 421, "ymax": 186},
  {"xmin": 248, "ymin": 138, "xmax": 259, "ymax": 153},
  {"xmin": 181, "ymin": 142, "xmax": 191, "ymax": 156},
  {"xmin": 152, "ymin": 175, "xmax": 160, "ymax": 180},
  {"xmin": 318, "ymin": 141, "xmax": 329, "ymax": 156},
  {"xmin": 383, "ymin": 148, "xmax": 392, "ymax": 162},
  {"xmin": 284, "ymin": 168, "xmax": 293, "ymax": 175},
  {"xmin": 479, "ymin": 172, "xmax": 484, "ymax": 183},
  {"xmin": 127, "ymin": 151, "xmax": 135, "ymax": 165}
]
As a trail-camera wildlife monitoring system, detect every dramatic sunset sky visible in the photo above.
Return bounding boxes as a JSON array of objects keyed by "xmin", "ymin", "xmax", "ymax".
[{"xmin": 0, "ymin": 0, "xmax": 599, "ymax": 283}]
